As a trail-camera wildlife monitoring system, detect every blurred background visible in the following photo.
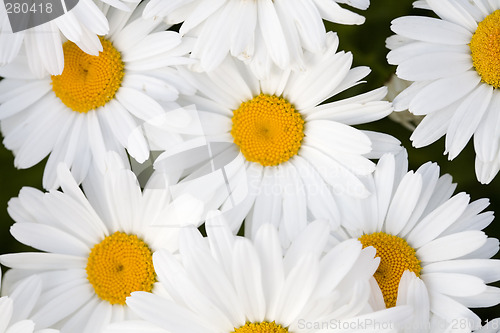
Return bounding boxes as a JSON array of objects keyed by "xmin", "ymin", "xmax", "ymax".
[{"xmin": 1, "ymin": 0, "xmax": 499, "ymax": 323}]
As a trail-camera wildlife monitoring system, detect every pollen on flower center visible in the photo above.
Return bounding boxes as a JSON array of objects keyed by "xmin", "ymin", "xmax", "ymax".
[
  {"xmin": 232, "ymin": 321, "xmax": 288, "ymax": 333},
  {"xmin": 358, "ymin": 232, "xmax": 421, "ymax": 308},
  {"xmin": 86, "ymin": 231, "xmax": 156, "ymax": 305},
  {"xmin": 469, "ymin": 10, "xmax": 500, "ymax": 88},
  {"xmin": 231, "ymin": 93, "xmax": 304, "ymax": 166},
  {"xmin": 51, "ymin": 37, "xmax": 125, "ymax": 113}
]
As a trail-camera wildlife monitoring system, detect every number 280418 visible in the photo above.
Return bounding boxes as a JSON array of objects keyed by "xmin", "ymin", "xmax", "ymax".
[{"xmin": 5, "ymin": 2, "xmax": 53, "ymax": 14}]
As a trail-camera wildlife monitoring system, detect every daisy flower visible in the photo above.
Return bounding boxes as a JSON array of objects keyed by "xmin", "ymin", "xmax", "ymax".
[
  {"xmin": 0, "ymin": 271, "xmax": 59, "ymax": 333},
  {"xmin": 142, "ymin": 0, "xmax": 369, "ymax": 73},
  {"xmin": 0, "ymin": 1, "xmax": 194, "ymax": 189},
  {"xmin": 328, "ymin": 151, "xmax": 500, "ymax": 331},
  {"xmin": 387, "ymin": 0, "xmax": 500, "ymax": 184},
  {"xmin": 0, "ymin": 0, "xmax": 111, "ymax": 76},
  {"xmin": 106, "ymin": 214, "xmax": 412, "ymax": 333},
  {"xmin": 154, "ymin": 31, "xmax": 401, "ymax": 238},
  {"xmin": 0, "ymin": 155, "xmax": 204, "ymax": 333},
  {"xmin": 384, "ymin": 74, "xmax": 423, "ymax": 131}
]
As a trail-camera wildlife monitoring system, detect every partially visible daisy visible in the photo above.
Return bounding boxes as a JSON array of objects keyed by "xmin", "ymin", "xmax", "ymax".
[
  {"xmin": 0, "ymin": 1, "xmax": 194, "ymax": 189},
  {"xmin": 387, "ymin": 0, "xmax": 500, "ymax": 184},
  {"xmin": 328, "ymin": 151, "xmax": 500, "ymax": 330},
  {"xmin": 0, "ymin": 155, "xmax": 204, "ymax": 332},
  {"xmin": 384, "ymin": 74, "xmax": 423, "ymax": 131},
  {"xmin": 106, "ymin": 214, "xmax": 412, "ymax": 333},
  {"xmin": 0, "ymin": 0, "xmax": 111, "ymax": 76},
  {"xmin": 0, "ymin": 271, "xmax": 59, "ymax": 333},
  {"xmin": 143, "ymin": 0, "xmax": 369, "ymax": 74},
  {"xmin": 153, "ymin": 31, "xmax": 401, "ymax": 239}
]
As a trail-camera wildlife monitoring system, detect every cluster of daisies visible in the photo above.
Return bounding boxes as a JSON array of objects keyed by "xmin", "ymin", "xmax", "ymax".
[{"xmin": 1, "ymin": 0, "xmax": 500, "ymax": 332}]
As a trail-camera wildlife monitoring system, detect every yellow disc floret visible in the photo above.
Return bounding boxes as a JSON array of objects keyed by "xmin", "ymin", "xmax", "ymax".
[
  {"xmin": 359, "ymin": 232, "xmax": 421, "ymax": 308},
  {"xmin": 231, "ymin": 93, "xmax": 304, "ymax": 166},
  {"xmin": 86, "ymin": 231, "xmax": 156, "ymax": 305},
  {"xmin": 51, "ymin": 37, "xmax": 125, "ymax": 113},
  {"xmin": 232, "ymin": 321, "xmax": 288, "ymax": 333},
  {"xmin": 470, "ymin": 10, "xmax": 500, "ymax": 88}
]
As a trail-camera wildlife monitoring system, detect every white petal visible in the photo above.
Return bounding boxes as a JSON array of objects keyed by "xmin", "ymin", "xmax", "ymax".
[
  {"xmin": 253, "ymin": 224, "xmax": 284, "ymax": 317},
  {"xmin": 82, "ymin": 301, "xmax": 112, "ymax": 333},
  {"xmin": 304, "ymin": 120, "xmax": 372, "ymax": 156},
  {"xmin": 232, "ymin": 239, "xmax": 266, "ymax": 322},
  {"xmin": 423, "ymin": 259, "xmax": 500, "ymax": 284},
  {"xmin": 406, "ymin": 192, "xmax": 470, "ymax": 248},
  {"xmin": 115, "ymin": 87, "xmax": 166, "ymax": 125},
  {"xmin": 390, "ymin": 16, "xmax": 472, "ymax": 45},
  {"xmin": 274, "ymin": 255, "xmax": 319, "ymax": 326},
  {"xmin": 410, "ymin": 103, "xmax": 455, "ymax": 148},
  {"xmin": 445, "ymin": 84, "xmax": 493, "ymax": 160},
  {"xmin": 122, "ymin": 31, "xmax": 181, "ymax": 62},
  {"xmin": 396, "ymin": 51, "xmax": 472, "ymax": 81},
  {"xmin": 0, "ymin": 253, "xmax": 86, "ymax": 269},
  {"xmin": 384, "ymin": 171, "xmax": 422, "ymax": 236},
  {"xmin": 429, "ymin": 292, "xmax": 481, "ymax": 329},
  {"xmin": 126, "ymin": 292, "xmax": 211, "ymax": 333},
  {"xmin": 257, "ymin": 0, "xmax": 289, "ymax": 68},
  {"xmin": 417, "ymin": 231, "xmax": 487, "ymax": 262},
  {"xmin": 409, "ymin": 71, "xmax": 481, "ymax": 116},
  {"xmin": 298, "ymin": 145, "xmax": 370, "ymax": 198},
  {"xmin": 474, "ymin": 93, "xmax": 500, "ymax": 162},
  {"xmin": 31, "ymin": 283, "xmax": 94, "ymax": 328},
  {"xmin": 422, "ymin": 272, "xmax": 486, "ymax": 297},
  {"xmin": 8, "ymin": 275, "xmax": 42, "ymax": 322}
]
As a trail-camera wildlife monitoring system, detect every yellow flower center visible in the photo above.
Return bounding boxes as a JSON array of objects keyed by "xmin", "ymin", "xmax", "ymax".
[
  {"xmin": 231, "ymin": 93, "xmax": 304, "ymax": 166},
  {"xmin": 358, "ymin": 232, "xmax": 421, "ymax": 308},
  {"xmin": 232, "ymin": 321, "xmax": 288, "ymax": 333},
  {"xmin": 86, "ymin": 231, "xmax": 156, "ymax": 305},
  {"xmin": 469, "ymin": 10, "xmax": 500, "ymax": 88},
  {"xmin": 51, "ymin": 37, "xmax": 125, "ymax": 113}
]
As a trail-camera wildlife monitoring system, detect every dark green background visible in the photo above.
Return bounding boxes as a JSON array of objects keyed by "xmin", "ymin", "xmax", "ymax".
[{"xmin": 0, "ymin": 0, "xmax": 499, "ymax": 323}]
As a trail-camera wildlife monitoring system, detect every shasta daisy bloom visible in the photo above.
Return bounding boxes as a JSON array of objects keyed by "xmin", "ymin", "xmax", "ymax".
[
  {"xmin": 329, "ymin": 152, "xmax": 500, "ymax": 331},
  {"xmin": 0, "ymin": 0, "xmax": 112, "ymax": 76},
  {"xmin": 0, "ymin": 1, "xmax": 194, "ymax": 189},
  {"xmin": 387, "ymin": 0, "xmax": 500, "ymax": 184},
  {"xmin": 0, "ymin": 155, "xmax": 204, "ymax": 333},
  {"xmin": 154, "ymin": 31, "xmax": 401, "ymax": 238},
  {"xmin": 142, "ymin": 0, "xmax": 369, "ymax": 73},
  {"xmin": 105, "ymin": 214, "xmax": 412, "ymax": 333}
]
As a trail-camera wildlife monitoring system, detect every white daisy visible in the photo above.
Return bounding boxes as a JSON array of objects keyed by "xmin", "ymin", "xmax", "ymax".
[
  {"xmin": 105, "ymin": 214, "xmax": 412, "ymax": 333},
  {"xmin": 384, "ymin": 74, "xmax": 423, "ymax": 131},
  {"xmin": 328, "ymin": 151, "xmax": 500, "ymax": 331},
  {"xmin": 387, "ymin": 0, "xmax": 500, "ymax": 184},
  {"xmin": 0, "ymin": 154, "xmax": 204, "ymax": 333},
  {"xmin": 0, "ymin": 271, "xmax": 59, "ymax": 333},
  {"xmin": 153, "ymin": 31, "xmax": 401, "ymax": 239},
  {"xmin": 0, "ymin": 1, "xmax": 194, "ymax": 189},
  {"xmin": 142, "ymin": 0, "xmax": 369, "ymax": 73},
  {"xmin": 0, "ymin": 0, "xmax": 111, "ymax": 76}
]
